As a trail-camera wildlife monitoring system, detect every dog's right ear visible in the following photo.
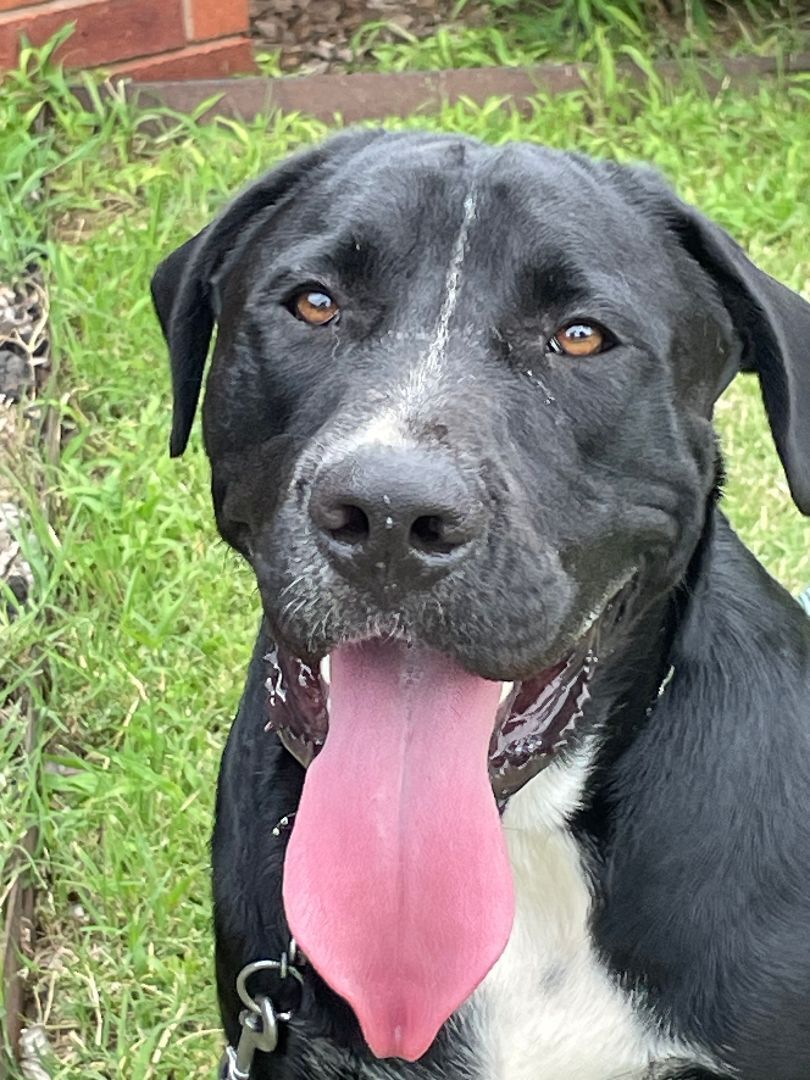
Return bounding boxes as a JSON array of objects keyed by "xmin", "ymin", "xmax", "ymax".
[
  {"xmin": 151, "ymin": 129, "xmax": 386, "ymax": 457},
  {"xmin": 151, "ymin": 229, "xmax": 215, "ymax": 457}
]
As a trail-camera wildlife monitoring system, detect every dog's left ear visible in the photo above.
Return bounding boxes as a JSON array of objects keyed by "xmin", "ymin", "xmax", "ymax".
[
  {"xmin": 682, "ymin": 210, "xmax": 810, "ymax": 515},
  {"xmin": 151, "ymin": 129, "xmax": 386, "ymax": 457},
  {"xmin": 614, "ymin": 165, "xmax": 810, "ymax": 514}
]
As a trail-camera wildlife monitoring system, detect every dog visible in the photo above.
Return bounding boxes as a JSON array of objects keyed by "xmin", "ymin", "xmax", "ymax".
[{"xmin": 151, "ymin": 129, "xmax": 810, "ymax": 1080}]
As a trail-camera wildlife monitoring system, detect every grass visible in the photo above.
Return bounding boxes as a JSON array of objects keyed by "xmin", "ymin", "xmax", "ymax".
[
  {"xmin": 1, "ymin": 42, "xmax": 809, "ymax": 1079},
  {"xmin": 346, "ymin": 0, "xmax": 810, "ymax": 74}
]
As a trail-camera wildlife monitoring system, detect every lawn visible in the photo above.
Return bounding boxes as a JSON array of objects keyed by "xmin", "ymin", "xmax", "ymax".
[{"xmin": 1, "ymin": 47, "xmax": 809, "ymax": 1079}]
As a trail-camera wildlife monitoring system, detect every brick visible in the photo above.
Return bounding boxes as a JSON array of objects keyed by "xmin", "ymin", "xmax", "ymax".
[
  {"xmin": 0, "ymin": 0, "xmax": 50, "ymax": 13},
  {"xmin": 186, "ymin": 0, "xmax": 248, "ymax": 42},
  {"xmin": 0, "ymin": 0, "xmax": 186, "ymax": 70},
  {"xmin": 109, "ymin": 36, "xmax": 256, "ymax": 80}
]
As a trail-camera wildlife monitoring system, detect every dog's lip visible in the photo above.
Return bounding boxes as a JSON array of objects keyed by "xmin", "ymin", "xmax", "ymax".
[{"xmin": 487, "ymin": 625, "xmax": 598, "ymax": 801}]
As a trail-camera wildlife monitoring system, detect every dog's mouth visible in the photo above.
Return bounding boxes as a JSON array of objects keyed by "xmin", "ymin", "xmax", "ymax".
[
  {"xmin": 265, "ymin": 614, "xmax": 601, "ymax": 802},
  {"xmin": 270, "ymin": 587, "xmax": 627, "ymax": 1063}
]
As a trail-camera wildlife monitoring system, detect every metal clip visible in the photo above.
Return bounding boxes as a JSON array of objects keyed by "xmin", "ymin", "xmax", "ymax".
[
  {"xmin": 221, "ymin": 944, "xmax": 305, "ymax": 1077},
  {"xmin": 223, "ymin": 996, "xmax": 279, "ymax": 1079},
  {"xmin": 235, "ymin": 953, "xmax": 304, "ymax": 1020}
]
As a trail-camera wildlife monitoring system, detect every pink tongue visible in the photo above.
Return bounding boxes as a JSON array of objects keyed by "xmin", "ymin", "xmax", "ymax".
[{"xmin": 282, "ymin": 640, "xmax": 515, "ymax": 1061}]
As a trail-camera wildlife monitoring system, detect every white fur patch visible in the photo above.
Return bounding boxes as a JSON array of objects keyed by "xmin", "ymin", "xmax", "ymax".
[
  {"xmin": 304, "ymin": 189, "xmax": 480, "ymax": 474},
  {"xmin": 340, "ymin": 411, "xmax": 410, "ymax": 452},
  {"xmin": 310, "ymin": 410, "xmax": 414, "ymax": 475},
  {"xmin": 473, "ymin": 748, "xmax": 718, "ymax": 1080},
  {"xmin": 403, "ymin": 188, "xmax": 478, "ymax": 406}
]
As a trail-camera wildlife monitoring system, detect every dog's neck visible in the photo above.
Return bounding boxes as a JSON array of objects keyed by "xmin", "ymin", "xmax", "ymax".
[{"xmin": 571, "ymin": 508, "xmax": 719, "ymax": 848}]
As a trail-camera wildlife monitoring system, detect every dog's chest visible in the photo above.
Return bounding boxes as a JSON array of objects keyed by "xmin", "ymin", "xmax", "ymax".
[{"xmin": 471, "ymin": 760, "xmax": 704, "ymax": 1080}]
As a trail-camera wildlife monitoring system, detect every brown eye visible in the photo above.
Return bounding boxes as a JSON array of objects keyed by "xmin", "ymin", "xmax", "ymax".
[
  {"xmin": 549, "ymin": 323, "xmax": 605, "ymax": 357},
  {"xmin": 291, "ymin": 289, "xmax": 339, "ymax": 325}
]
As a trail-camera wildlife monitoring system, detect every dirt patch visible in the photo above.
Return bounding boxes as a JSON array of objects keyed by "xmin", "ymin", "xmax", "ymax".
[
  {"xmin": 1, "ymin": 267, "xmax": 52, "ymax": 1074},
  {"xmin": 249, "ymin": 0, "xmax": 487, "ymax": 73},
  {"xmin": 0, "ymin": 270, "xmax": 50, "ymax": 617}
]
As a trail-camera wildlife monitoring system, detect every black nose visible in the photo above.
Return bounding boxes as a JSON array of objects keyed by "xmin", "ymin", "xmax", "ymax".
[{"xmin": 309, "ymin": 446, "xmax": 485, "ymax": 588}]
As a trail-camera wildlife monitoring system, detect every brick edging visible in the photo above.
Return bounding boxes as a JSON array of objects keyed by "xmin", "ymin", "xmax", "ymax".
[{"xmin": 107, "ymin": 51, "xmax": 810, "ymax": 125}]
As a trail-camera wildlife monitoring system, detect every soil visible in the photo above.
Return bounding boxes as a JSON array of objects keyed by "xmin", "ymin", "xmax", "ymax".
[
  {"xmin": 249, "ymin": 0, "xmax": 488, "ymax": 74},
  {"xmin": 246, "ymin": 1, "xmax": 810, "ymax": 77}
]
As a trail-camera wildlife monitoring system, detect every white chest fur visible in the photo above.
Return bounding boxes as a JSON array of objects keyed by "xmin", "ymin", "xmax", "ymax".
[{"xmin": 474, "ymin": 752, "xmax": 712, "ymax": 1080}]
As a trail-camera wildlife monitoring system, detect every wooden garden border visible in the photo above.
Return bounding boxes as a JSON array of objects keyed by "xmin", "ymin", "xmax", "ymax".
[{"xmin": 115, "ymin": 51, "xmax": 810, "ymax": 125}]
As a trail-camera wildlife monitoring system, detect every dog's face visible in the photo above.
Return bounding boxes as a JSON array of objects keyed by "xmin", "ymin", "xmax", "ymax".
[
  {"xmin": 210, "ymin": 140, "xmax": 720, "ymax": 669},
  {"xmin": 153, "ymin": 131, "xmax": 810, "ymax": 1061}
]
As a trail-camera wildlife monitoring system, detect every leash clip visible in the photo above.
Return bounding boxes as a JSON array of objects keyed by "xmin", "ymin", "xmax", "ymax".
[
  {"xmin": 220, "ymin": 942, "xmax": 306, "ymax": 1079},
  {"xmin": 223, "ymin": 996, "xmax": 279, "ymax": 1079}
]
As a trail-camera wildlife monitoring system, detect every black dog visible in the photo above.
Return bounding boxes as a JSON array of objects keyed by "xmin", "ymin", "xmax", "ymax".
[{"xmin": 152, "ymin": 130, "xmax": 810, "ymax": 1080}]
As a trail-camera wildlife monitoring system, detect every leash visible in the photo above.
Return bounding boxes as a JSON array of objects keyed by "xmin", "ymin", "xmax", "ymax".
[{"xmin": 220, "ymin": 940, "xmax": 306, "ymax": 1079}]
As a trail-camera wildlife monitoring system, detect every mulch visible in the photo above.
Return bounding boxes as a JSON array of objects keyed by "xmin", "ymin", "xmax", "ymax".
[
  {"xmin": 1, "ymin": 267, "xmax": 51, "ymax": 1073},
  {"xmin": 0, "ymin": 268, "xmax": 50, "ymax": 616}
]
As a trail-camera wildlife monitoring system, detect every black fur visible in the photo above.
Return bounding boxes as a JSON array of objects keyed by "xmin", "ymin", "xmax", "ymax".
[{"xmin": 152, "ymin": 130, "xmax": 810, "ymax": 1079}]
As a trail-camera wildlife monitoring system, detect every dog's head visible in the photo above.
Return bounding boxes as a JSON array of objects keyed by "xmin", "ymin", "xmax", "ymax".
[{"xmin": 153, "ymin": 130, "xmax": 810, "ymax": 1060}]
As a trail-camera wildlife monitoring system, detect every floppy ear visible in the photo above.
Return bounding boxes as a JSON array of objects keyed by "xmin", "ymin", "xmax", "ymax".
[
  {"xmin": 668, "ymin": 205, "xmax": 810, "ymax": 514},
  {"xmin": 623, "ymin": 166, "xmax": 810, "ymax": 514},
  {"xmin": 151, "ymin": 128, "xmax": 386, "ymax": 457}
]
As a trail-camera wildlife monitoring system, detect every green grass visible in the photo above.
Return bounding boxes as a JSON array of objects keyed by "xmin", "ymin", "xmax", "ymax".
[
  {"xmin": 1, "ymin": 46, "xmax": 809, "ymax": 1079},
  {"xmin": 347, "ymin": 0, "xmax": 810, "ymax": 74}
]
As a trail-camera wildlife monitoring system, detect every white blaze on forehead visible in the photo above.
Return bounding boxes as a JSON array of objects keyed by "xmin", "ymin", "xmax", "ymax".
[
  {"xmin": 405, "ymin": 186, "xmax": 479, "ymax": 404},
  {"xmin": 305, "ymin": 187, "xmax": 480, "ymax": 471}
]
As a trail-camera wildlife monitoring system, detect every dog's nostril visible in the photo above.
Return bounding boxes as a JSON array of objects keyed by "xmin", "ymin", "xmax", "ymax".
[
  {"xmin": 328, "ymin": 503, "xmax": 370, "ymax": 546},
  {"xmin": 410, "ymin": 514, "xmax": 460, "ymax": 556}
]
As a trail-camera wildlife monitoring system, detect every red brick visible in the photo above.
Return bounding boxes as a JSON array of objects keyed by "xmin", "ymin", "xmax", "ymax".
[
  {"xmin": 186, "ymin": 0, "xmax": 247, "ymax": 42},
  {"xmin": 0, "ymin": 0, "xmax": 185, "ymax": 70},
  {"xmin": 110, "ymin": 36, "xmax": 256, "ymax": 80},
  {"xmin": 0, "ymin": 0, "xmax": 50, "ymax": 13}
]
